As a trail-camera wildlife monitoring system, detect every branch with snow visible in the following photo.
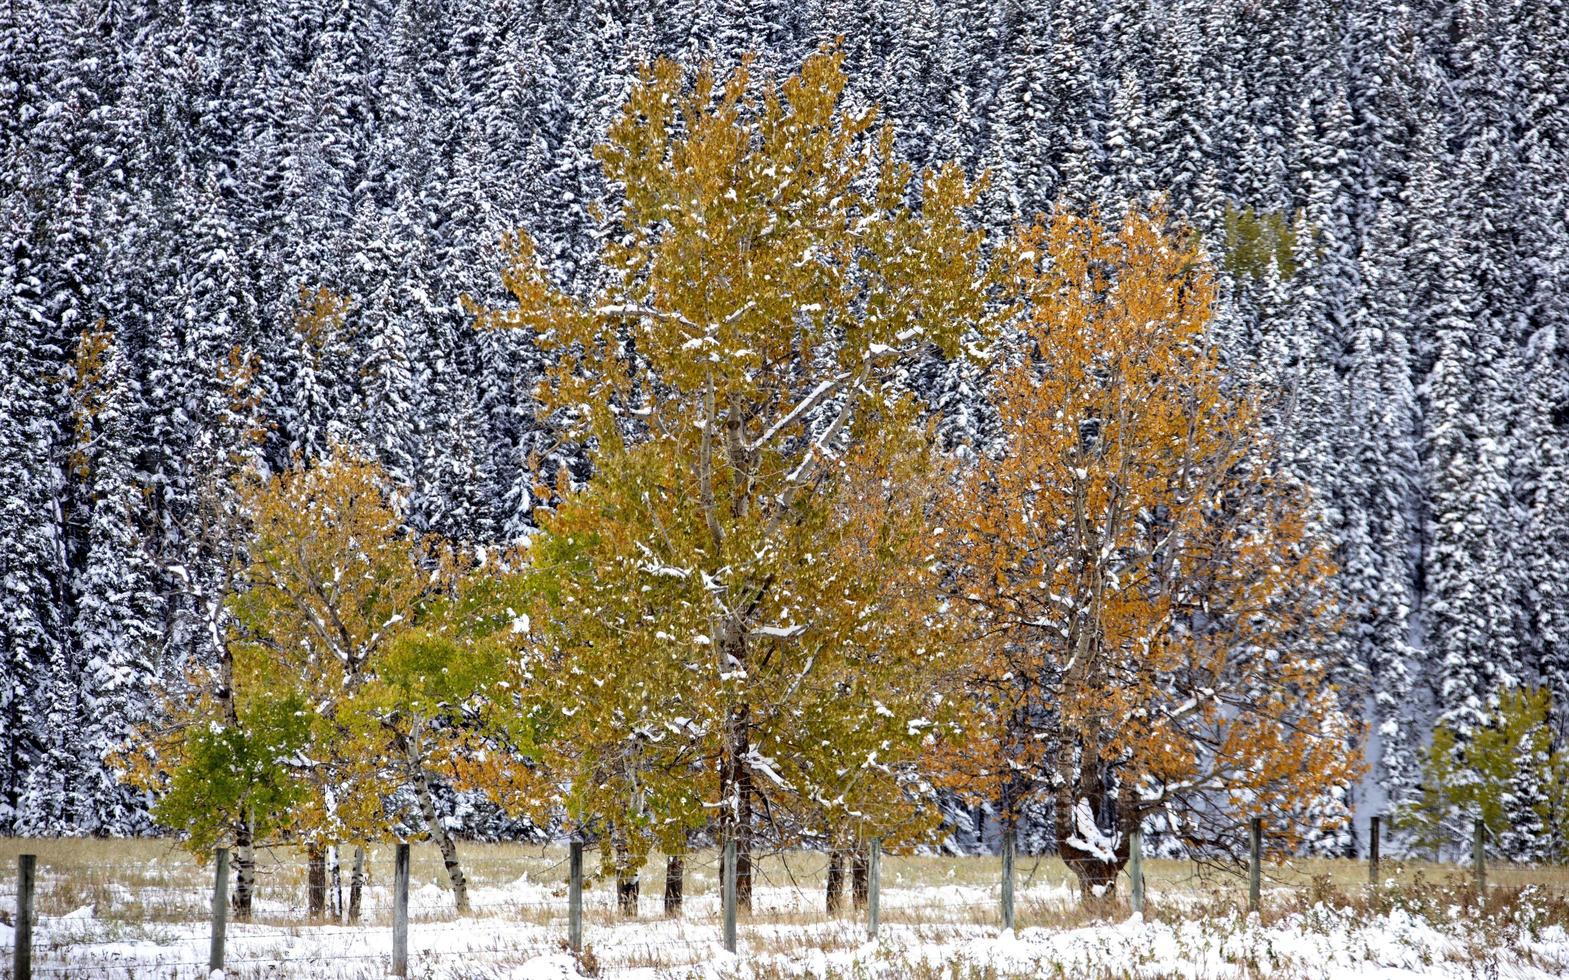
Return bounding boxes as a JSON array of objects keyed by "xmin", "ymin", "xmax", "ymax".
[
  {"xmin": 750, "ymin": 623, "xmax": 805, "ymax": 639},
  {"xmin": 745, "ymin": 372, "xmax": 852, "ymax": 453},
  {"xmin": 1064, "ymin": 798, "xmax": 1122, "ymax": 864}
]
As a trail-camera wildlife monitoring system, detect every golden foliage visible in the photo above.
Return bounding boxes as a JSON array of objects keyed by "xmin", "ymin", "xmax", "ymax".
[
  {"xmin": 473, "ymin": 47, "xmax": 999, "ymax": 870},
  {"xmin": 67, "ymin": 320, "xmax": 115, "ymax": 480},
  {"xmin": 291, "ymin": 286, "xmax": 350, "ymax": 363}
]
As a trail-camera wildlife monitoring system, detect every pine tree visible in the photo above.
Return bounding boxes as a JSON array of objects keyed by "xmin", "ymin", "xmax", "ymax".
[
  {"xmin": 921, "ymin": 25, "xmax": 973, "ymax": 174},
  {"xmin": 1148, "ymin": 12, "xmax": 1223, "ymax": 231},
  {"xmin": 0, "ymin": 188, "xmax": 68, "ymax": 834},
  {"xmin": 1101, "ymin": 68, "xmax": 1157, "ymax": 211},
  {"xmin": 417, "ymin": 360, "xmax": 497, "ymax": 544},
  {"xmin": 1525, "ymin": 325, "xmax": 1569, "ymax": 720},
  {"xmin": 1043, "ymin": 1, "xmax": 1098, "ymax": 210},
  {"xmin": 67, "ymin": 324, "xmax": 158, "ymax": 834},
  {"xmin": 1345, "ymin": 201, "xmax": 1424, "ymax": 810},
  {"xmin": 985, "ymin": 1, "xmax": 1053, "ymax": 224},
  {"xmin": 1421, "ymin": 199, "xmax": 1519, "ymax": 733},
  {"xmin": 1500, "ymin": 729, "xmax": 1553, "ymax": 863}
]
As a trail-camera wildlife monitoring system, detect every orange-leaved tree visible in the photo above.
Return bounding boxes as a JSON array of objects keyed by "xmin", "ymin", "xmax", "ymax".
[{"xmin": 941, "ymin": 206, "xmax": 1360, "ymax": 901}]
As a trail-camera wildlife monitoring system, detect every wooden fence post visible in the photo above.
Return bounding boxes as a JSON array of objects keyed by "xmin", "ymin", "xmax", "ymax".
[
  {"xmin": 209, "ymin": 848, "xmax": 230, "ymax": 974},
  {"xmin": 568, "ymin": 841, "xmax": 584, "ymax": 954},
  {"xmin": 1368, "ymin": 815, "xmax": 1381, "ymax": 887},
  {"xmin": 1000, "ymin": 826, "xmax": 1015, "ymax": 932},
  {"xmin": 722, "ymin": 837, "xmax": 738, "ymax": 954},
  {"xmin": 1129, "ymin": 827, "xmax": 1145, "ymax": 915},
  {"xmin": 14, "ymin": 854, "xmax": 34, "ymax": 980},
  {"xmin": 1248, "ymin": 817, "xmax": 1262, "ymax": 915},
  {"xmin": 1473, "ymin": 818, "xmax": 1486, "ymax": 895},
  {"xmin": 392, "ymin": 842, "xmax": 410, "ymax": 978},
  {"xmin": 866, "ymin": 838, "xmax": 881, "ymax": 940}
]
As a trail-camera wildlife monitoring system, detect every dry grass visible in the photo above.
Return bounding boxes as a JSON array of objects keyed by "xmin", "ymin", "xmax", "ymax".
[
  {"xmin": 5, "ymin": 836, "xmax": 1569, "ymax": 979},
  {"xmin": 2, "ymin": 837, "xmax": 1566, "ymax": 926},
  {"xmin": 5, "ymin": 838, "xmax": 1569, "ymax": 979}
]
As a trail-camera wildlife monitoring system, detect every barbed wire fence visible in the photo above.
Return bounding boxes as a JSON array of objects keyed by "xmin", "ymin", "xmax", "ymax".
[{"xmin": 2, "ymin": 815, "xmax": 1533, "ymax": 979}]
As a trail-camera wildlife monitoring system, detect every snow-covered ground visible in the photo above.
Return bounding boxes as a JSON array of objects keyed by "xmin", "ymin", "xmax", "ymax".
[{"xmin": 19, "ymin": 874, "xmax": 1569, "ymax": 979}]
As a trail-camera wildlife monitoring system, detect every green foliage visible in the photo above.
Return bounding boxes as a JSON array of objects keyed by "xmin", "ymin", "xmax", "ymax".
[
  {"xmin": 339, "ymin": 560, "xmax": 537, "ymax": 796},
  {"xmin": 127, "ymin": 447, "xmax": 533, "ymax": 863},
  {"xmin": 1399, "ymin": 687, "xmax": 1567, "ymax": 861},
  {"xmin": 1220, "ymin": 205, "xmax": 1305, "ymax": 280},
  {"xmin": 149, "ymin": 693, "xmax": 311, "ymax": 854}
]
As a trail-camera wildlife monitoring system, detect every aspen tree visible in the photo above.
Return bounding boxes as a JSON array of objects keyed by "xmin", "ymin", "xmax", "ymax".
[
  {"xmin": 230, "ymin": 448, "xmax": 526, "ymax": 914},
  {"xmin": 943, "ymin": 207, "xmax": 1359, "ymax": 902},
  {"xmin": 476, "ymin": 48, "xmax": 998, "ymax": 906}
]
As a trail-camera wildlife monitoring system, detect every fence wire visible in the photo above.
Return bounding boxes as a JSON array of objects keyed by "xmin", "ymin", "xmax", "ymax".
[{"xmin": 13, "ymin": 835, "xmax": 1559, "ymax": 978}]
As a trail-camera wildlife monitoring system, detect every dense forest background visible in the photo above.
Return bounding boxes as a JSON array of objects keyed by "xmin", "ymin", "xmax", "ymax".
[{"xmin": 2, "ymin": 0, "xmax": 1566, "ymax": 848}]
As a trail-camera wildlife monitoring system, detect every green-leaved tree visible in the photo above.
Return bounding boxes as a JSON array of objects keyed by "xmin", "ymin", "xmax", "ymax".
[{"xmin": 1400, "ymin": 687, "xmax": 1566, "ymax": 862}]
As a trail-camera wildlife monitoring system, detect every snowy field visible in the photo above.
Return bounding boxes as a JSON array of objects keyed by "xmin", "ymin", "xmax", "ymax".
[{"xmin": 5, "ymin": 840, "xmax": 1568, "ymax": 979}]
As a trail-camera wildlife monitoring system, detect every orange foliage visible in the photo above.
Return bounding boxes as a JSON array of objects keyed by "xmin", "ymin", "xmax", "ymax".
[{"xmin": 939, "ymin": 206, "xmax": 1360, "ymax": 895}]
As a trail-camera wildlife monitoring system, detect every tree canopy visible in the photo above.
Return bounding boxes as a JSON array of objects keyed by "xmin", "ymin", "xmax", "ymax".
[
  {"xmin": 475, "ymin": 47, "xmax": 1000, "ymax": 906},
  {"xmin": 941, "ymin": 206, "xmax": 1360, "ymax": 898}
]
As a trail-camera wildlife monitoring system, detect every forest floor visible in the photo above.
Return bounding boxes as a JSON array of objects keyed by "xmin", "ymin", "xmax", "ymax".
[{"xmin": 4, "ymin": 838, "xmax": 1568, "ymax": 978}]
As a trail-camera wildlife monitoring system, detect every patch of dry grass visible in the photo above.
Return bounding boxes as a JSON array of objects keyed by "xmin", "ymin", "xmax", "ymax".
[
  {"xmin": 6, "ymin": 837, "xmax": 1569, "ymax": 980},
  {"xmin": 2, "ymin": 836, "xmax": 1565, "ymax": 929}
]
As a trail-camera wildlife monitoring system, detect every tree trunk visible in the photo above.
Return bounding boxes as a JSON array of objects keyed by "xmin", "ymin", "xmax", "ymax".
[
  {"xmin": 851, "ymin": 847, "xmax": 869, "ymax": 910},
  {"xmin": 617, "ymin": 871, "xmax": 640, "ymax": 915},
  {"xmin": 721, "ymin": 698, "xmax": 755, "ymax": 913},
  {"xmin": 330, "ymin": 845, "xmax": 343, "ymax": 921},
  {"xmin": 348, "ymin": 846, "xmax": 365, "ymax": 923},
  {"xmin": 306, "ymin": 844, "xmax": 327, "ymax": 920},
  {"xmin": 218, "ymin": 613, "xmax": 257, "ymax": 922},
  {"xmin": 411, "ymin": 764, "xmax": 471, "ymax": 914},
  {"xmin": 736, "ymin": 783, "xmax": 753, "ymax": 913},
  {"xmin": 232, "ymin": 816, "xmax": 255, "ymax": 921},
  {"xmin": 614, "ymin": 834, "xmax": 639, "ymax": 916},
  {"xmin": 663, "ymin": 854, "xmax": 684, "ymax": 917},
  {"xmin": 826, "ymin": 849, "xmax": 847, "ymax": 914},
  {"xmin": 1054, "ymin": 752, "xmax": 1130, "ymax": 906}
]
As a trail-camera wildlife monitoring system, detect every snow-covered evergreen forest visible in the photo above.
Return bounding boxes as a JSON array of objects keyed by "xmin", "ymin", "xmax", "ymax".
[{"xmin": 2, "ymin": 0, "xmax": 1566, "ymax": 848}]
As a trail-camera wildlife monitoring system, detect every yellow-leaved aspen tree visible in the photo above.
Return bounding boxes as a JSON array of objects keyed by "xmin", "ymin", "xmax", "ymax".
[
  {"xmin": 227, "ymin": 448, "xmax": 479, "ymax": 914},
  {"xmin": 474, "ymin": 49, "xmax": 999, "ymax": 908}
]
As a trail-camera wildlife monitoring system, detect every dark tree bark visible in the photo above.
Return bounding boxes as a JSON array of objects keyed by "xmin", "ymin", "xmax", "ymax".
[
  {"xmin": 736, "ymin": 771, "xmax": 753, "ymax": 913},
  {"xmin": 663, "ymin": 854, "xmax": 684, "ymax": 916},
  {"xmin": 1053, "ymin": 749, "xmax": 1134, "ymax": 904},
  {"xmin": 826, "ymin": 849, "xmax": 847, "ymax": 914},
  {"xmin": 851, "ymin": 848, "xmax": 869, "ymax": 910},
  {"xmin": 306, "ymin": 844, "xmax": 327, "ymax": 920},
  {"xmin": 720, "ymin": 697, "xmax": 755, "ymax": 913},
  {"xmin": 614, "ymin": 835, "xmax": 639, "ymax": 916}
]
